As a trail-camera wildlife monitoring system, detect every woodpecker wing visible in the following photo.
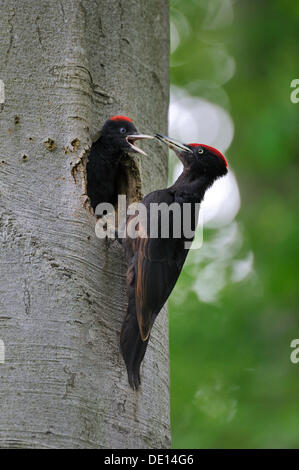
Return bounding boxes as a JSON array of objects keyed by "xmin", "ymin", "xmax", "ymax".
[
  {"xmin": 132, "ymin": 190, "xmax": 189, "ymax": 341},
  {"xmin": 135, "ymin": 238, "xmax": 187, "ymax": 341}
]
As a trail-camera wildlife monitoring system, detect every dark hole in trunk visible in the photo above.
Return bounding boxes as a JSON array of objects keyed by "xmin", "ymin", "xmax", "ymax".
[{"xmin": 85, "ymin": 150, "xmax": 142, "ymax": 227}]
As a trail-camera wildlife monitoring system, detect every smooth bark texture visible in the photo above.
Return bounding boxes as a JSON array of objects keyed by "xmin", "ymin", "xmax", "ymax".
[{"xmin": 0, "ymin": 0, "xmax": 170, "ymax": 448}]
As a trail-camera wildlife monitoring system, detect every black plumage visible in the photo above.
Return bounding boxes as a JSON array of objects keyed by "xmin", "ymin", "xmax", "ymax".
[
  {"xmin": 120, "ymin": 135, "xmax": 228, "ymax": 389},
  {"xmin": 86, "ymin": 115, "xmax": 152, "ymax": 211}
]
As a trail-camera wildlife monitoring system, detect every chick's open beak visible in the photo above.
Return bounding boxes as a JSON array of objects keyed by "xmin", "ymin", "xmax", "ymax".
[
  {"xmin": 126, "ymin": 134, "xmax": 154, "ymax": 156},
  {"xmin": 155, "ymin": 134, "xmax": 193, "ymax": 153}
]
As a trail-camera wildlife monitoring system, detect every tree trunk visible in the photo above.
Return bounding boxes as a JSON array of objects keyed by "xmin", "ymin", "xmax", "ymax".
[{"xmin": 0, "ymin": 0, "xmax": 170, "ymax": 449}]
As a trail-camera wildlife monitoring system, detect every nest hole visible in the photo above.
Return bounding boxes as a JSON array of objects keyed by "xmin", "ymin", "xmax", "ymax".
[{"xmin": 79, "ymin": 146, "xmax": 142, "ymax": 224}]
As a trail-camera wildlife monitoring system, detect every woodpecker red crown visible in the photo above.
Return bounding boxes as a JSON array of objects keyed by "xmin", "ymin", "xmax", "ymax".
[
  {"xmin": 110, "ymin": 115, "xmax": 133, "ymax": 123},
  {"xmin": 189, "ymin": 143, "xmax": 228, "ymax": 168}
]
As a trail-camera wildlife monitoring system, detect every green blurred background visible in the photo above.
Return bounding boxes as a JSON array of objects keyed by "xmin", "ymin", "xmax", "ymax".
[{"xmin": 169, "ymin": 0, "xmax": 299, "ymax": 448}]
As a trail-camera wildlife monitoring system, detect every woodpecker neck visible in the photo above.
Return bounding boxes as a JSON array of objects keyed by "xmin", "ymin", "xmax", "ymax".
[
  {"xmin": 88, "ymin": 136, "xmax": 124, "ymax": 183},
  {"xmin": 170, "ymin": 168, "xmax": 211, "ymax": 202},
  {"xmin": 86, "ymin": 136, "xmax": 125, "ymax": 210},
  {"xmin": 98, "ymin": 136, "xmax": 124, "ymax": 163}
]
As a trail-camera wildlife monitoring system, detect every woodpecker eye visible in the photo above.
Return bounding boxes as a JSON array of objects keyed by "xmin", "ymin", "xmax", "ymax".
[
  {"xmin": 120, "ymin": 127, "xmax": 127, "ymax": 134},
  {"xmin": 198, "ymin": 148, "xmax": 204, "ymax": 154}
]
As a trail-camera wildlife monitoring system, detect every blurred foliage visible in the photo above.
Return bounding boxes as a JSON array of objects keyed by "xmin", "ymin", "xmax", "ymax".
[{"xmin": 169, "ymin": 0, "xmax": 299, "ymax": 448}]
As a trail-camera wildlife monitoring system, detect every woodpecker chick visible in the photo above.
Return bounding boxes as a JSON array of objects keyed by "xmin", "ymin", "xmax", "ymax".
[
  {"xmin": 86, "ymin": 115, "xmax": 153, "ymax": 212},
  {"xmin": 120, "ymin": 134, "xmax": 228, "ymax": 389}
]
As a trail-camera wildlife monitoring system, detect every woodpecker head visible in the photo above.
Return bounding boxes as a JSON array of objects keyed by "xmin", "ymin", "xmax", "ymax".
[
  {"xmin": 101, "ymin": 115, "xmax": 153, "ymax": 156},
  {"xmin": 155, "ymin": 134, "xmax": 228, "ymax": 180}
]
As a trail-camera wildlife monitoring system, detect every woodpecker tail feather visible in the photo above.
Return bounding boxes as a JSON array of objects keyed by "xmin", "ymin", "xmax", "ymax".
[{"xmin": 120, "ymin": 287, "xmax": 149, "ymax": 390}]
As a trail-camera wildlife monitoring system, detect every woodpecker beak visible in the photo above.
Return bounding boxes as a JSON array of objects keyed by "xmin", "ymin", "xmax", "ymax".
[
  {"xmin": 126, "ymin": 135, "xmax": 154, "ymax": 156},
  {"xmin": 155, "ymin": 134, "xmax": 193, "ymax": 154}
]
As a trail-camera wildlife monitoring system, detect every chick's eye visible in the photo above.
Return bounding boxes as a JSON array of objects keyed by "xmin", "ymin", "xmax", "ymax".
[
  {"xmin": 198, "ymin": 148, "xmax": 204, "ymax": 154},
  {"xmin": 120, "ymin": 127, "xmax": 127, "ymax": 134}
]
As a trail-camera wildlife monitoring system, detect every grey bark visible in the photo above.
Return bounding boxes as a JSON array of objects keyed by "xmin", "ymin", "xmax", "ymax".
[{"xmin": 0, "ymin": 0, "xmax": 170, "ymax": 449}]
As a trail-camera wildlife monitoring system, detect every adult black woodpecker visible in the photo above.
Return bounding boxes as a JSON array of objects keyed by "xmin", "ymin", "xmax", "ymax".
[
  {"xmin": 120, "ymin": 134, "xmax": 228, "ymax": 389},
  {"xmin": 86, "ymin": 115, "xmax": 153, "ymax": 212}
]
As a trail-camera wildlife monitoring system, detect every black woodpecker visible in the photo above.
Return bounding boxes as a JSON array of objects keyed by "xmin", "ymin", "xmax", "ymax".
[
  {"xmin": 120, "ymin": 134, "xmax": 228, "ymax": 389},
  {"xmin": 86, "ymin": 115, "xmax": 152, "ymax": 212}
]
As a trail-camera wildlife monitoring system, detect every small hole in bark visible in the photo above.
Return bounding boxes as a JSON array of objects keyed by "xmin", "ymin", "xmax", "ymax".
[
  {"xmin": 44, "ymin": 138, "xmax": 57, "ymax": 151},
  {"xmin": 71, "ymin": 138, "xmax": 80, "ymax": 151},
  {"xmin": 22, "ymin": 155, "xmax": 28, "ymax": 161}
]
